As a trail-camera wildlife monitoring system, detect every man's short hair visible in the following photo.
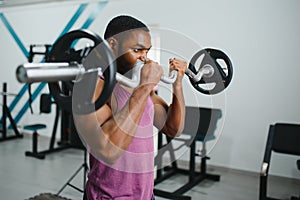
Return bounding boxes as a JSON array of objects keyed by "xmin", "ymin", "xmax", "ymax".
[{"xmin": 104, "ymin": 15, "xmax": 149, "ymax": 40}]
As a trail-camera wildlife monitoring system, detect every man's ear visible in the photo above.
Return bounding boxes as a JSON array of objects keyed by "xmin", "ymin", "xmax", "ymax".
[{"xmin": 107, "ymin": 37, "xmax": 118, "ymax": 52}]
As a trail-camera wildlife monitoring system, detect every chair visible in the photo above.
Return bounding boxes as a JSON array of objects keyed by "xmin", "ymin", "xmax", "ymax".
[
  {"xmin": 24, "ymin": 93, "xmax": 57, "ymax": 159},
  {"xmin": 260, "ymin": 123, "xmax": 300, "ymax": 200}
]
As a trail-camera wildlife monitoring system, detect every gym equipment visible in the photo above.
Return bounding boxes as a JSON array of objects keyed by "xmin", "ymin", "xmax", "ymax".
[
  {"xmin": 154, "ymin": 106, "xmax": 222, "ymax": 200},
  {"xmin": 28, "ymin": 44, "xmax": 51, "ymax": 63},
  {"xmin": 23, "ymin": 93, "xmax": 65, "ymax": 159},
  {"xmin": 17, "ymin": 48, "xmax": 232, "ymax": 92},
  {"xmin": 0, "ymin": 82, "xmax": 23, "ymax": 142},
  {"xmin": 45, "ymin": 29, "xmax": 116, "ymax": 113},
  {"xmin": 56, "ymin": 150, "xmax": 88, "ymax": 195},
  {"xmin": 260, "ymin": 123, "xmax": 300, "ymax": 200},
  {"xmin": 16, "ymin": 29, "xmax": 233, "ymax": 113},
  {"xmin": 114, "ymin": 47, "xmax": 233, "ymax": 93},
  {"xmin": 188, "ymin": 48, "xmax": 233, "ymax": 95},
  {"xmin": 24, "ymin": 41, "xmax": 74, "ymax": 159}
]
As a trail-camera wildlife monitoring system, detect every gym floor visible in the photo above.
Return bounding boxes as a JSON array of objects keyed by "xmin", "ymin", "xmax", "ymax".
[{"xmin": 0, "ymin": 132, "xmax": 299, "ymax": 200}]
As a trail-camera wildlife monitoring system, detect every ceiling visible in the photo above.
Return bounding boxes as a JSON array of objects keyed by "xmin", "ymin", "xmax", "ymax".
[
  {"xmin": 0, "ymin": 0, "xmax": 106, "ymax": 8},
  {"xmin": 0, "ymin": 0, "xmax": 64, "ymax": 7}
]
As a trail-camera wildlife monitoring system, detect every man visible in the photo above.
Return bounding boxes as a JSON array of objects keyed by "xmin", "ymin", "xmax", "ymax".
[{"xmin": 75, "ymin": 15, "xmax": 187, "ymax": 200}]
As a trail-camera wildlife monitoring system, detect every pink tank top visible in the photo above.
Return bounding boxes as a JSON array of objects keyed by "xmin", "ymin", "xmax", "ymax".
[{"xmin": 86, "ymin": 83, "xmax": 155, "ymax": 200}]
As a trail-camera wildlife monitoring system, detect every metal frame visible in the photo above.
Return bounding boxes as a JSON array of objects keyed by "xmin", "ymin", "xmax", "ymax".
[
  {"xmin": 0, "ymin": 82, "xmax": 23, "ymax": 142},
  {"xmin": 154, "ymin": 133, "xmax": 220, "ymax": 200},
  {"xmin": 57, "ymin": 149, "xmax": 89, "ymax": 195},
  {"xmin": 154, "ymin": 106, "xmax": 222, "ymax": 199}
]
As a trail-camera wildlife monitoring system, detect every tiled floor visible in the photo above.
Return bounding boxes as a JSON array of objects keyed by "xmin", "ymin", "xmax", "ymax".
[{"xmin": 0, "ymin": 132, "xmax": 299, "ymax": 200}]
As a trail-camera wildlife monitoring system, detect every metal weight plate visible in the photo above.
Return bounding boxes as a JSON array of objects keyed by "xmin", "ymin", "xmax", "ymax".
[
  {"xmin": 188, "ymin": 48, "xmax": 233, "ymax": 95},
  {"xmin": 46, "ymin": 29, "xmax": 116, "ymax": 113}
]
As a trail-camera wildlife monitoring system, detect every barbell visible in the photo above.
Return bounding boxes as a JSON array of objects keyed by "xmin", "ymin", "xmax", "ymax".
[{"xmin": 16, "ymin": 29, "xmax": 233, "ymax": 113}]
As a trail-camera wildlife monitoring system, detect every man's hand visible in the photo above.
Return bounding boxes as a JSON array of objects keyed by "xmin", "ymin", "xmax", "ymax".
[
  {"xmin": 169, "ymin": 58, "xmax": 187, "ymax": 84},
  {"xmin": 140, "ymin": 59, "xmax": 163, "ymax": 89}
]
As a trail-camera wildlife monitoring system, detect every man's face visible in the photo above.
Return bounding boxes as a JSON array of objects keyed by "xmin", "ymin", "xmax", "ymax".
[{"xmin": 115, "ymin": 29, "xmax": 152, "ymax": 75}]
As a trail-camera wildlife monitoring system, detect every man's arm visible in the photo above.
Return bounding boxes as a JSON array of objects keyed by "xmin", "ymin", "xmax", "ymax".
[
  {"xmin": 73, "ymin": 60, "xmax": 163, "ymax": 164},
  {"xmin": 153, "ymin": 58, "xmax": 187, "ymax": 138}
]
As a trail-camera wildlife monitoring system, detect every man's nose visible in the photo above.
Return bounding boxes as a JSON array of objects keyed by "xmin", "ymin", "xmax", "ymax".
[{"xmin": 139, "ymin": 51, "xmax": 148, "ymax": 62}]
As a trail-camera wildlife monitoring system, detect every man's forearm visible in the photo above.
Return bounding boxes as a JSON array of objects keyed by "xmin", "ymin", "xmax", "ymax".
[{"xmin": 164, "ymin": 84, "xmax": 186, "ymax": 137}]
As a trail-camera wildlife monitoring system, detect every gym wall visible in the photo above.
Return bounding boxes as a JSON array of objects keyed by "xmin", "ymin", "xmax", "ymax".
[{"xmin": 0, "ymin": 0, "xmax": 299, "ymax": 179}]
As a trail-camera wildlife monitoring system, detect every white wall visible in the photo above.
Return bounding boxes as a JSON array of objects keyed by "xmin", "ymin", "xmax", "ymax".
[{"xmin": 1, "ymin": 0, "xmax": 300, "ymax": 179}]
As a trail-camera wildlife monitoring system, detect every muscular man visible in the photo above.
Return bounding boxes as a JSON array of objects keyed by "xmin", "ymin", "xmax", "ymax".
[{"xmin": 75, "ymin": 15, "xmax": 187, "ymax": 200}]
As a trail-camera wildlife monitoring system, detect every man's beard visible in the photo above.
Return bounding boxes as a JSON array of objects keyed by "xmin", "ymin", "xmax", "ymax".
[{"xmin": 116, "ymin": 56, "xmax": 134, "ymax": 79}]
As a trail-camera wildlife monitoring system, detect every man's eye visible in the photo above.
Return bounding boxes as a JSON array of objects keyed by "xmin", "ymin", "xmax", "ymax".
[{"xmin": 132, "ymin": 48, "xmax": 149, "ymax": 53}]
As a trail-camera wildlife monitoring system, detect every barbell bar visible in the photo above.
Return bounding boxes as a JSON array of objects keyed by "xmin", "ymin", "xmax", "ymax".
[
  {"xmin": 16, "ymin": 59, "xmax": 214, "ymax": 87},
  {"xmin": 15, "ymin": 29, "xmax": 233, "ymax": 113}
]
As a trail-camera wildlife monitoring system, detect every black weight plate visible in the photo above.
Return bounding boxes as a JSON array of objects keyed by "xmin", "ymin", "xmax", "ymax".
[
  {"xmin": 188, "ymin": 48, "xmax": 233, "ymax": 95},
  {"xmin": 46, "ymin": 29, "xmax": 116, "ymax": 113}
]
